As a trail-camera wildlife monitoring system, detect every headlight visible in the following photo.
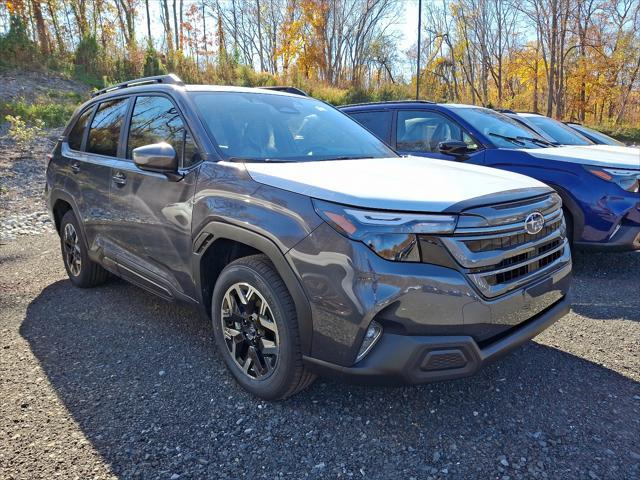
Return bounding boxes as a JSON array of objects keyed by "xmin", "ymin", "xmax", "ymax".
[
  {"xmin": 313, "ymin": 199, "xmax": 458, "ymax": 262},
  {"xmin": 586, "ymin": 167, "xmax": 640, "ymax": 193}
]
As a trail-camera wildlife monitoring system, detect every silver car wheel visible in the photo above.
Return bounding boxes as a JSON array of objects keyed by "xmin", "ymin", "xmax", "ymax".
[
  {"xmin": 220, "ymin": 282, "xmax": 280, "ymax": 380},
  {"xmin": 63, "ymin": 223, "xmax": 82, "ymax": 277}
]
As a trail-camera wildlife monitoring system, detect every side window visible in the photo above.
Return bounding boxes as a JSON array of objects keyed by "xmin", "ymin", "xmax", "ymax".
[
  {"xmin": 127, "ymin": 95, "xmax": 199, "ymax": 167},
  {"xmin": 67, "ymin": 107, "xmax": 93, "ymax": 151},
  {"xmin": 349, "ymin": 110, "xmax": 392, "ymax": 143},
  {"xmin": 396, "ymin": 111, "xmax": 475, "ymax": 153},
  {"xmin": 87, "ymin": 98, "xmax": 129, "ymax": 157}
]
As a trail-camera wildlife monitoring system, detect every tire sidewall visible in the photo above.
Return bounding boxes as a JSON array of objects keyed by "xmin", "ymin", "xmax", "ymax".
[{"xmin": 211, "ymin": 263, "xmax": 296, "ymax": 399}]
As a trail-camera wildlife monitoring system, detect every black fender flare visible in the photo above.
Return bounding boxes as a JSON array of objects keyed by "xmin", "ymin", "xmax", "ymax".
[
  {"xmin": 193, "ymin": 221, "xmax": 313, "ymax": 355},
  {"xmin": 48, "ymin": 188, "xmax": 84, "ymax": 236}
]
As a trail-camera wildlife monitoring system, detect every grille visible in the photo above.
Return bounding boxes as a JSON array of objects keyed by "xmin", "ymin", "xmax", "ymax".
[{"xmin": 440, "ymin": 193, "xmax": 570, "ymax": 298}]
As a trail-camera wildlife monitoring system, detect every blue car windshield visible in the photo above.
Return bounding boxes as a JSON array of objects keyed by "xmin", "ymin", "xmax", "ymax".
[
  {"xmin": 190, "ymin": 91, "xmax": 396, "ymax": 162},
  {"xmin": 450, "ymin": 107, "xmax": 550, "ymax": 149},
  {"xmin": 569, "ymin": 124, "xmax": 623, "ymax": 146},
  {"xmin": 526, "ymin": 116, "xmax": 593, "ymax": 145}
]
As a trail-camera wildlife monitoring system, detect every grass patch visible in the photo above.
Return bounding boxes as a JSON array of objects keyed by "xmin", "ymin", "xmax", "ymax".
[
  {"xmin": 592, "ymin": 126, "xmax": 640, "ymax": 145},
  {"xmin": 0, "ymin": 100, "xmax": 77, "ymax": 128}
]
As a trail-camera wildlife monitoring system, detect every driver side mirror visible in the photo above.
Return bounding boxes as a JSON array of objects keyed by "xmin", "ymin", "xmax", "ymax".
[
  {"xmin": 438, "ymin": 140, "xmax": 471, "ymax": 156},
  {"xmin": 133, "ymin": 142, "xmax": 178, "ymax": 173}
]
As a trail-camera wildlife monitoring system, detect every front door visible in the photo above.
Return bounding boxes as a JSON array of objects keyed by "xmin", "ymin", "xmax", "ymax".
[
  {"xmin": 108, "ymin": 94, "xmax": 201, "ymax": 301},
  {"xmin": 395, "ymin": 110, "xmax": 483, "ymax": 163}
]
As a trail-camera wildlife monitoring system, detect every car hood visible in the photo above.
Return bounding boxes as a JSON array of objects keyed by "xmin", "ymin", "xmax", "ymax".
[
  {"xmin": 525, "ymin": 145, "xmax": 640, "ymax": 169},
  {"xmin": 242, "ymin": 156, "xmax": 549, "ymax": 213}
]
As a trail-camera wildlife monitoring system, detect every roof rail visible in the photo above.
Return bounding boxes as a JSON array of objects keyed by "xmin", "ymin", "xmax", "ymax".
[
  {"xmin": 91, "ymin": 74, "xmax": 184, "ymax": 98},
  {"xmin": 258, "ymin": 86, "xmax": 308, "ymax": 96},
  {"xmin": 340, "ymin": 99, "xmax": 435, "ymax": 108},
  {"xmin": 494, "ymin": 108, "xmax": 516, "ymax": 114}
]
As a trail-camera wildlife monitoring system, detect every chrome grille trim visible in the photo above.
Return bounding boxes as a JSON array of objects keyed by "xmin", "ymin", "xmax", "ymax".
[
  {"xmin": 442, "ymin": 217, "xmax": 565, "ymax": 269},
  {"xmin": 468, "ymin": 241, "xmax": 569, "ymax": 297},
  {"xmin": 453, "ymin": 209, "xmax": 563, "ymax": 236},
  {"xmin": 441, "ymin": 193, "xmax": 570, "ymax": 298}
]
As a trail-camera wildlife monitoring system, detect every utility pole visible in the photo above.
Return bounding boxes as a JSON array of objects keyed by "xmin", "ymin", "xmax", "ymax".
[{"xmin": 416, "ymin": 0, "xmax": 422, "ymax": 99}]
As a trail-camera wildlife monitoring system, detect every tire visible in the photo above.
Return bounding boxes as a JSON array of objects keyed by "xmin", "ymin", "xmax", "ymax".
[
  {"xmin": 59, "ymin": 210, "xmax": 109, "ymax": 288},
  {"xmin": 562, "ymin": 207, "xmax": 574, "ymax": 250},
  {"xmin": 211, "ymin": 254, "xmax": 315, "ymax": 400}
]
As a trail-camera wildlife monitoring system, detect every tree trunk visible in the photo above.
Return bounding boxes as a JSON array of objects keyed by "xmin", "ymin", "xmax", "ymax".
[
  {"xmin": 172, "ymin": 0, "xmax": 179, "ymax": 51},
  {"xmin": 46, "ymin": 0, "xmax": 64, "ymax": 52},
  {"xmin": 145, "ymin": 0, "xmax": 152, "ymax": 46},
  {"xmin": 31, "ymin": 0, "xmax": 51, "ymax": 55},
  {"xmin": 162, "ymin": 0, "xmax": 174, "ymax": 52},
  {"xmin": 256, "ymin": 0, "xmax": 265, "ymax": 71}
]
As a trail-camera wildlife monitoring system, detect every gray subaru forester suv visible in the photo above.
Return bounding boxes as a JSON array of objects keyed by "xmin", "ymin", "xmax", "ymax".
[{"xmin": 45, "ymin": 74, "xmax": 572, "ymax": 399}]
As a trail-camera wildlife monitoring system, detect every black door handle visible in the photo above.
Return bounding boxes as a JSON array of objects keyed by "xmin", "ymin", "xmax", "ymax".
[
  {"xmin": 70, "ymin": 162, "xmax": 80, "ymax": 173},
  {"xmin": 112, "ymin": 171, "xmax": 127, "ymax": 186}
]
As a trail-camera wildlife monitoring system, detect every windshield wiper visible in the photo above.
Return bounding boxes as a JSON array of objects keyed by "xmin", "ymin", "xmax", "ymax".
[
  {"xmin": 226, "ymin": 157, "xmax": 294, "ymax": 163},
  {"xmin": 321, "ymin": 155, "xmax": 376, "ymax": 161},
  {"xmin": 488, "ymin": 132, "xmax": 526, "ymax": 146},
  {"xmin": 516, "ymin": 136, "xmax": 555, "ymax": 147}
]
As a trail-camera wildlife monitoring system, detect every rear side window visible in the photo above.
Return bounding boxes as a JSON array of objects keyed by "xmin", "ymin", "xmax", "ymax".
[
  {"xmin": 87, "ymin": 98, "xmax": 129, "ymax": 157},
  {"xmin": 349, "ymin": 110, "xmax": 392, "ymax": 144},
  {"xmin": 67, "ymin": 107, "xmax": 93, "ymax": 151},
  {"xmin": 127, "ymin": 96, "xmax": 198, "ymax": 167}
]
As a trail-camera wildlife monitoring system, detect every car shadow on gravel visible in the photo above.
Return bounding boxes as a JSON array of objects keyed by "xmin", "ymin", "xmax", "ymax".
[
  {"xmin": 20, "ymin": 278, "xmax": 640, "ymax": 479},
  {"xmin": 570, "ymin": 250, "xmax": 640, "ymax": 322}
]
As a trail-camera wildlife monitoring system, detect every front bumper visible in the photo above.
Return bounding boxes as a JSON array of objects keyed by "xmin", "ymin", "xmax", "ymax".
[
  {"xmin": 287, "ymin": 222, "xmax": 572, "ymax": 368},
  {"xmin": 576, "ymin": 223, "xmax": 640, "ymax": 251},
  {"xmin": 303, "ymin": 293, "xmax": 570, "ymax": 385},
  {"xmin": 576, "ymin": 188, "xmax": 640, "ymax": 251}
]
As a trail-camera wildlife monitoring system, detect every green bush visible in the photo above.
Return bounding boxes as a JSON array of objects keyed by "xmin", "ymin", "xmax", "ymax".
[
  {"xmin": 0, "ymin": 16, "xmax": 39, "ymax": 67},
  {"xmin": 74, "ymin": 35, "xmax": 105, "ymax": 87},
  {"xmin": 1, "ymin": 100, "xmax": 76, "ymax": 128},
  {"xmin": 143, "ymin": 47, "xmax": 168, "ymax": 77},
  {"xmin": 593, "ymin": 125, "xmax": 640, "ymax": 145},
  {"xmin": 4, "ymin": 115, "xmax": 45, "ymax": 148}
]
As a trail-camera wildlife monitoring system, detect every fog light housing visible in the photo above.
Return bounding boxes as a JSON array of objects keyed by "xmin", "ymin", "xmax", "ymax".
[{"xmin": 356, "ymin": 321, "xmax": 382, "ymax": 363}]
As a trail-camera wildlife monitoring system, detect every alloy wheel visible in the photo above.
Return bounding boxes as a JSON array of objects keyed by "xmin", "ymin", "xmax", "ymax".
[
  {"xmin": 63, "ymin": 223, "xmax": 82, "ymax": 277},
  {"xmin": 220, "ymin": 282, "xmax": 280, "ymax": 379}
]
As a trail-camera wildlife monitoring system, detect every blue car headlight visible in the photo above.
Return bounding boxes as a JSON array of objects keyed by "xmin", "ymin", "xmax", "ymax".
[{"xmin": 586, "ymin": 166, "xmax": 640, "ymax": 193}]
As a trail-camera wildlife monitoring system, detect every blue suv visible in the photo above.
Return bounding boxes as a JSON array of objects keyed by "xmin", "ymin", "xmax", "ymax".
[{"xmin": 341, "ymin": 101, "xmax": 640, "ymax": 251}]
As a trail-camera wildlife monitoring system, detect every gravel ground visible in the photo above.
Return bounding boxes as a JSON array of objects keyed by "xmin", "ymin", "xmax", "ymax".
[
  {"xmin": 0, "ymin": 129, "xmax": 60, "ymax": 241},
  {"xmin": 1, "ymin": 233, "xmax": 638, "ymax": 480}
]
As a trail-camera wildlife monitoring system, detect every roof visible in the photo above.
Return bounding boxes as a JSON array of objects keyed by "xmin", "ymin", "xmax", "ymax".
[
  {"xmin": 92, "ymin": 74, "xmax": 309, "ymax": 100},
  {"xmin": 340, "ymin": 100, "xmax": 435, "ymax": 108},
  {"xmin": 340, "ymin": 101, "xmax": 488, "ymax": 110}
]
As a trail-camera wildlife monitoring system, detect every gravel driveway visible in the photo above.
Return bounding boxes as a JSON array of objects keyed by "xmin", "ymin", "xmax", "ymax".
[{"xmin": 1, "ymin": 234, "xmax": 639, "ymax": 480}]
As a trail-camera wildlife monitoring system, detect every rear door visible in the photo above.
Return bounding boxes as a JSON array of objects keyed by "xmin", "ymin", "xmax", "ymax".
[
  {"xmin": 348, "ymin": 109, "xmax": 393, "ymax": 146},
  {"xmin": 61, "ymin": 98, "xmax": 129, "ymax": 256},
  {"xmin": 395, "ymin": 110, "xmax": 483, "ymax": 162},
  {"xmin": 108, "ymin": 94, "xmax": 201, "ymax": 301}
]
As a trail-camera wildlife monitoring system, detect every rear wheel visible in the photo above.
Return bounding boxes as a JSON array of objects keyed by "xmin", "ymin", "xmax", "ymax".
[
  {"xmin": 59, "ymin": 210, "xmax": 109, "ymax": 288},
  {"xmin": 211, "ymin": 254, "xmax": 315, "ymax": 400}
]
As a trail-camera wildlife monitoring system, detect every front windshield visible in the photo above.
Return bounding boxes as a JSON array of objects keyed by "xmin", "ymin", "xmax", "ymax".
[
  {"xmin": 570, "ymin": 124, "xmax": 623, "ymax": 146},
  {"xmin": 190, "ymin": 91, "xmax": 396, "ymax": 161},
  {"xmin": 450, "ymin": 107, "xmax": 550, "ymax": 149},
  {"xmin": 527, "ymin": 116, "xmax": 593, "ymax": 145}
]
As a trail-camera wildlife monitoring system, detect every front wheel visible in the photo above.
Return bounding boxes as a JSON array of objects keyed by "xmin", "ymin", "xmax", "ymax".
[{"xmin": 211, "ymin": 255, "xmax": 315, "ymax": 400}]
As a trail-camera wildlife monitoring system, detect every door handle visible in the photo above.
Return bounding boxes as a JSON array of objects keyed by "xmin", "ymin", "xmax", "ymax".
[
  {"xmin": 112, "ymin": 171, "xmax": 127, "ymax": 186},
  {"xmin": 70, "ymin": 162, "xmax": 80, "ymax": 174}
]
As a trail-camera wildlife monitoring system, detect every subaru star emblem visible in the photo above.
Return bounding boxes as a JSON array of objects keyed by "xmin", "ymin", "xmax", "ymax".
[{"xmin": 524, "ymin": 212, "xmax": 545, "ymax": 235}]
